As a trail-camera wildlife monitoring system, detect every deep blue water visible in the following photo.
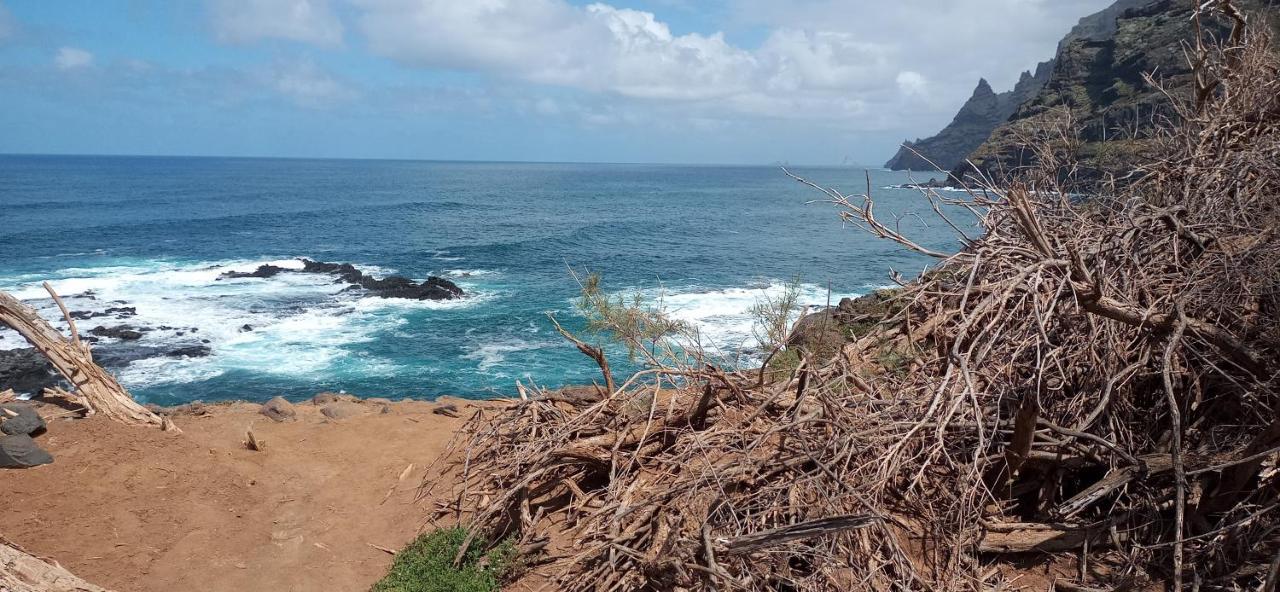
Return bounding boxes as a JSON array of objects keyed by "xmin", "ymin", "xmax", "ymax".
[{"xmin": 0, "ymin": 155, "xmax": 956, "ymax": 404}]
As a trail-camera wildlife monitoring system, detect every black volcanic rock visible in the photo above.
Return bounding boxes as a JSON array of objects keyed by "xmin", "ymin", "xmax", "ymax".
[
  {"xmin": 0, "ymin": 348, "xmax": 59, "ymax": 393},
  {"xmin": 90, "ymin": 325, "xmax": 144, "ymax": 341},
  {"xmin": 0, "ymin": 403, "xmax": 46, "ymax": 437},
  {"xmin": 221, "ymin": 264, "xmax": 289, "ymax": 279},
  {"xmin": 0, "ymin": 434, "xmax": 53, "ymax": 468},
  {"xmin": 166, "ymin": 345, "xmax": 212, "ymax": 358},
  {"xmin": 885, "ymin": 62, "xmax": 1052, "ymax": 172},
  {"xmin": 299, "ymin": 259, "xmax": 464, "ymax": 301},
  {"xmin": 216, "ymin": 258, "xmax": 465, "ymax": 301},
  {"xmin": 300, "ymin": 259, "xmax": 367, "ymax": 284}
]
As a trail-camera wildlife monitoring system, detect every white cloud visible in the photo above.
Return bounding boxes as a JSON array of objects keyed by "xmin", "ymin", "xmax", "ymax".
[
  {"xmin": 55, "ymin": 47, "xmax": 94, "ymax": 70},
  {"xmin": 209, "ymin": 0, "xmax": 343, "ymax": 46},
  {"xmin": 896, "ymin": 71, "xmax": 928, "ymax": 97},
  {"xmin": 352, "ymin": 0, "xmax": 905, "ymax": 122},
  {"xmin": 355, "ymin": 1, "xmax": 756, "ymax": 100},
  {"xmin": 266, "ymin": 59, "xmax": 357, "ymax": 107}
]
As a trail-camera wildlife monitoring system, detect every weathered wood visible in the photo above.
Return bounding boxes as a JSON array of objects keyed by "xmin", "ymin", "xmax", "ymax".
[
  {"xmin": 719, "ymin": 515, "xmax": 880, "ymax": 555},
  {"xmin": 0, "ymin": 288, "xmax": 170, "ymax": 430},
  {"xmin": 1054, "ymin": 454, "xmax": 1172, "ymax": 518},
  {"xmin": 0, "ymin": 541, "xmax": 113, "ymax": 592},
  {"xmin": 978, "ymin": 521, "xmax": 1119, "ymax": 553}
]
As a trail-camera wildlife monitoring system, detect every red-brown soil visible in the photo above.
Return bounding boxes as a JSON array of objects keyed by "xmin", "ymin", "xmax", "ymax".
[{"xmin": 0, "ymin": 397, "xmax": 478, "ymax": 592}]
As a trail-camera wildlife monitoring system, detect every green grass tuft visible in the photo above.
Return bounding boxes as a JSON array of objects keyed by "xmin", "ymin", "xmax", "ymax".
[{"xmin": 371, "ymin": 528, "xmax": 517, "ymax": 592}]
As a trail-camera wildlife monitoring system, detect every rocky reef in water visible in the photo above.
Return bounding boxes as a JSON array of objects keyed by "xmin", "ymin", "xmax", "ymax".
[{"xmin": 221, "ymin": 259, "xmax": 464, "ymax": 301}]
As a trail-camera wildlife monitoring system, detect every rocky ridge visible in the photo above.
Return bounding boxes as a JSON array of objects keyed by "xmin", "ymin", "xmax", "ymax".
[
  {"xmin": 889, "ymin": 0, "xmax": 1279, "ymax": 183},
  {"xmin": 885, "ymin": 61, "xmax": 1052, "ymax": 171}
]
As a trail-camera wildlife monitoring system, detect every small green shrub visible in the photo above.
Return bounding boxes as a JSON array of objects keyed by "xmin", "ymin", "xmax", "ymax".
[
  {"xmin": 371, "ymin": 528, "xmax": 517, "ymax": 592},
  {"xmin": 765, "ymin": 348, "xmax": 803, "ymax": 377}
]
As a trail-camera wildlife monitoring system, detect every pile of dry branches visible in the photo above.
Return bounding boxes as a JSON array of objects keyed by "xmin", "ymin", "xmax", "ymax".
[{"xmin": 428, "ymin": 4, "xmax": 1280, "ymax": 590}]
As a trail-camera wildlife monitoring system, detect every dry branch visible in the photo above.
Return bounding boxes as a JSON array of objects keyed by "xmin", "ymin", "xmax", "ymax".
[
  {"xmin": 0, "ymin": 288, "xmax": 170, "ymax": 430},
  {"xmin": 432, "ymin": 6, "xmax": 1280, "ymax": 590}
]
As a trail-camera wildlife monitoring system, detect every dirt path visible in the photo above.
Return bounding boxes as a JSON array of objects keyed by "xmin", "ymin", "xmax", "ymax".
[{"xmin": 0, "ymin": 397, "xmax": 476, "ymax": 592}]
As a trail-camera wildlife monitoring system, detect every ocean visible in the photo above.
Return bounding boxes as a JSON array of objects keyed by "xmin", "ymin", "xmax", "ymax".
[{"xmin": 0, "ymin": 155, "xmax": 957, "ymax": 405}]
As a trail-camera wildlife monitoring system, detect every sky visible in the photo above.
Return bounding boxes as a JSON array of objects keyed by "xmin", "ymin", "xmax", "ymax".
[{"xmin": 0, "ymin": 0, "xmax": 1120, "ymax": 165}]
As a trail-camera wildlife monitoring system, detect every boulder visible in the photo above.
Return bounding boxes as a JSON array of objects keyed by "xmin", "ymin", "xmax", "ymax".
[
  {"xmin": 166, "ymin": 345, "xmax": 212, "ymax": 358},
  {"xmin": 260, "ymin": 396, "xmax": 296, "ymax": 422},
  {"xmin": 320, "ymin": 402, "xmax": 364, "ymax": 420},
  {"xmin": 240, "ymin": 324, "xmax": 254, "ymax": 333},
  {"xmin": 0, "ymin": 403, "xmax": 46, "ymax": 437},
  {"xmin": 89, "ymin": 326, "xmax": 144, "ymax": 341},
  {"xmin": 0, "ymin": 435, "xmax": 53, "ymax": 468},
  {"xmin": 787, "ymin": 309, "xmax": 847, "ymax": 357},
  {"xmin": 311, "ymin": 392, "xmax": 356, "ymax": 406}
]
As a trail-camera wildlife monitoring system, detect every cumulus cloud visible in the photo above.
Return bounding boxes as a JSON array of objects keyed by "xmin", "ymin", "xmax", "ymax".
[
  {"xmin": 352, "ymin": 0, "xmax": 909, "ymax": 124},
  {"xmin": 209, "ymin": 0, "xmax": 343, "ymax": 46},
  {"xmin": 729, "ymin": 0, "xmax": 1118, "ymax": 93},
  {"xmin": 895, "ymin": 71, "xmax": 928, "ymax": 97},
  {"xmin": 354, "ymin": 1, "xmax": 753, "ymax": 100},
  {"xmin": 347, "ymin": 0, "xmax": 1120, "ymax": 133},
  {"xmin": 55, "ymin": 47, "xmax": 94, "ymax": 70},
  {"xmin": 266, "ymin": 59, "xmax": 358, "ymax": 107}
]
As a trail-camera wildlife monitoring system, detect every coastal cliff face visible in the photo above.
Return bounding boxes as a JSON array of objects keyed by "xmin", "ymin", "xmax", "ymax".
[
  {"xmin": 883, "ymin": 62, "xmax": 1051, "ymax": 171},
  {"xmin": 955, "ymin": 0, "xmax": 1198, "ymax": 181},
  {"xmin": 949, "ymin": 0, "xmax": 1277, "ymax": 182},
  {"xmin": 889, "ymin": 0, "xmax": 1278, "ymax": 182}
]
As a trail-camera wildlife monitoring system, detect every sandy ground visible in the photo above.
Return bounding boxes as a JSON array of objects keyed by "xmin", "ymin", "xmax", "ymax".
[{"xmin": 0, "ymin": 396, "xmax": 482, "ymax": 592}]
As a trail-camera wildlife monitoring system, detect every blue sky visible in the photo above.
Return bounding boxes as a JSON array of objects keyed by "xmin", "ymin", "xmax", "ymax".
[{"xmin": 0, "ymin": 0, "xmax": 1117, "ymax": 164}]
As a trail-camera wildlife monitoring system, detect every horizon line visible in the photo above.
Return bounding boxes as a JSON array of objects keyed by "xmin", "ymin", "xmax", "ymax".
[{"xmin": 0, "ymin": 151, "xmax": 885, "ymax": 170}]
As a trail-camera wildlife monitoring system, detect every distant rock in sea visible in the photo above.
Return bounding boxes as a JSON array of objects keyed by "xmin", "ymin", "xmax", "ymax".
[{"xmin": 218, "ymin": 259, "xmax": 465, "ymax": 301}]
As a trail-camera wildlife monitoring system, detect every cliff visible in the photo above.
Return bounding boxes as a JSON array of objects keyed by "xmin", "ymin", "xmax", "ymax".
[
  {"xmin": 950, "ymin": 0, "xmax": 1277, "ymax": 183},
  {"xmin": 883, "ymin": 61, "xmax": 1051, "ymax": 171}
]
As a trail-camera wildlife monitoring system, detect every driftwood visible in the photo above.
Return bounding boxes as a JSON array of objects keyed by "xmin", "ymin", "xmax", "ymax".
[
  {"xmin": 0, "ymin": 540, "xmax": 113, "ymax": 592},
  {"xmin": 0, "ymin": 286, "xmax": 171, "ymax": 430}
]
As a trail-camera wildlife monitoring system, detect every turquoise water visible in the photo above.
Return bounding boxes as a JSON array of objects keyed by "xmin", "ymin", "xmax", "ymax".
[{"xmin": 0, "ymin": 155, "xmax": 956, "ymax": 404}]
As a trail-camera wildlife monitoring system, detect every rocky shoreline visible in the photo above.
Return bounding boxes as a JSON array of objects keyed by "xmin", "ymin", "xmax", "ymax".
[{"xmin": 0, "ymin": 259, "xmax": 470, "ymax": 396}]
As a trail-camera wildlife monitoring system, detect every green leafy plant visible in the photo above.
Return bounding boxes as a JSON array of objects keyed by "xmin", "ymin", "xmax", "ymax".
[
  {"xmin": 371, "ymin": 528, "xmax": 517, "ymax": 592},
  {"xmin": 574, "ymin": 271, "xmax": 687, "ymax": 362}
]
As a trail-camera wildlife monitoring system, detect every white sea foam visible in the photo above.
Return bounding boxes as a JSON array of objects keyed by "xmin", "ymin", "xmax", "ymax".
[
  {"xmin": 0, "ymin": 257, "xmax": 482, "ymax": 390},
  {"xmin": 441, "ymin": 269, "xmax": 498, "ymax": 278},
  {"xmin": 462, "ymin": 338, "xmax": 557, "ymax": 372},
  {"xmin": 430, "ymin": 250, "xmax": 463, "ymax": 262},
  {"xmin": 620, "ymin": 281, "xmax": 863, "ymax": 360}
]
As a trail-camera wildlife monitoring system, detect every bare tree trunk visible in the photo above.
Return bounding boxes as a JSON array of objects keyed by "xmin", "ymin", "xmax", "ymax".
[
  {"xmin": 0, "ymin": 286, "xmax": 172, "ymax": 430},
  {"xmin": 0, "ymin": 540, "xmax": 113, "ymax": 592}
]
